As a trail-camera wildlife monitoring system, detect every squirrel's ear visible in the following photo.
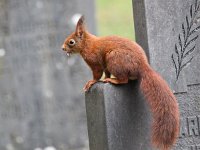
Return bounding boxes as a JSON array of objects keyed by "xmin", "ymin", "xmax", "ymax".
[{"xmin": 75, "ymin": 15, "xmax": 85, "ymax": 38}]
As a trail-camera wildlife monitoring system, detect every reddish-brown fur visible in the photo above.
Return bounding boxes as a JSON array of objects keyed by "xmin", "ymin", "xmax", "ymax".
[{"xmin": 62, "ymin": 16, "xmax": 180, "ymax": 150}]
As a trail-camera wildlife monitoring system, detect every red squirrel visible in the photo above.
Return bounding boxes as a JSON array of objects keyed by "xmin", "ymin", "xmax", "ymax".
[{"xmin": 62, "ymin": 16, "xmax": 180, "ymax": 150}]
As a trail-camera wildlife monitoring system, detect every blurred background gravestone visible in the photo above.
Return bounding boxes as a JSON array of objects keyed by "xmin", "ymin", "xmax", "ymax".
[
  {"xmin": 133, "ymin": 0, "xmax": 200, "ymax": 149},
  {"xmin": 0, "ymin": 0, "xmax": 96, "ymax": 150}
]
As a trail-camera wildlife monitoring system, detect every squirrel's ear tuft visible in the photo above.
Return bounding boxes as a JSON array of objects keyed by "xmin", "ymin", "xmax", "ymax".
[
  {"xmin": 78, "ymin": 15, "xmax": 85, "ymax": 25},
  {"xmin": 75, "ymin": 15, "xmax": 85, "ymax": 38}
]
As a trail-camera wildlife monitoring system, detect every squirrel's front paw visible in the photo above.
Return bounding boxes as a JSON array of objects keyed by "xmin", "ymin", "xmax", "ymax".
[
  {"xmin": 103, "ymin": 78, "xmax": 112, "ymax": 83},
  {"xmin": 83, "ymin": 80, "xmax": 97, "ymax": 92}
]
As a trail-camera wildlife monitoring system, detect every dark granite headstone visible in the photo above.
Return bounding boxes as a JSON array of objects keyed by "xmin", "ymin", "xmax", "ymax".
[
  {"xmin": 0, "ymin": 0, "xmax": 95, "ymax": 150},
  {"xmin": 86, "ymin": 81, "xmax": 152, "ymax": 150},
  {"xmin": 133, "ymin": 0, "xmax": 200, "ymax": 149}
]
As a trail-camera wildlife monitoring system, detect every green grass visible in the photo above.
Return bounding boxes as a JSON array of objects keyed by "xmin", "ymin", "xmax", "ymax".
[{"xmin": 96, "ymin": 0, "xmax": 135, "ymax": 40}]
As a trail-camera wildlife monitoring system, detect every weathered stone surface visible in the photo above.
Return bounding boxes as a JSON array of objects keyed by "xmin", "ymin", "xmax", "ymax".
[
  {"xmin": 85, "ymin": 0, "xmax": 200, "ymax": 150},
  {"xmin": 133, "ymin": 0, "xmax": 200, "ymax": 149},
  {"xmin": 86, "ymin": 81, "xmax": 152, "ymax": 150},
  {"xmin": 0, "ymin": 0, "xmax": 96, "ymax": 149}
]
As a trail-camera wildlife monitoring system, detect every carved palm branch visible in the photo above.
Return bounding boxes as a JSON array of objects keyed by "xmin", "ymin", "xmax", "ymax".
[{"xmin": 172, "ymin": 0, "xmax": 200, "ymax": 80}]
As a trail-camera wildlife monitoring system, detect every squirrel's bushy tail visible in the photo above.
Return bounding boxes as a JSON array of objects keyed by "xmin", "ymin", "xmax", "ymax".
[{"xmin": 139, "ymin": 63, "xmax": 179, "ymax": 150}]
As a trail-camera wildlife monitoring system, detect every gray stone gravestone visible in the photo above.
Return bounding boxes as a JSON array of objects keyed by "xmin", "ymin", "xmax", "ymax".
[
  {"xmin": 133, "ymin": 0, "xmax": 200, "ymax": 149},
  {"xmin": 0, "ymin": 0, "xmax": 95, "ymax": 150},
  {"xmin": 85, "ymin": 0, "xmax": 200, "ymax": 150},
  {"xmin": 86, "ymin": 81, "xmax": 152, "ymax": 150}
]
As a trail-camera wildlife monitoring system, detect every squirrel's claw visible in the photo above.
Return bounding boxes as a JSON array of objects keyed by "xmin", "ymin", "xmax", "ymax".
[{"xmin": 83, "ymin": 80, "xmax": 97, "ymax": 92}]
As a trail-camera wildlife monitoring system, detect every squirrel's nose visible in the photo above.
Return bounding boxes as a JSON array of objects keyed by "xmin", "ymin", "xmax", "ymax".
[{"xmin": 61, "ymin": 45, "xmax": 66, "ymax": 51}]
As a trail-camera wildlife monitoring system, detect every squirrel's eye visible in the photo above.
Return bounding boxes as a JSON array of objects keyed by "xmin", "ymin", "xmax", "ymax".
[{"xmin": 69, "ymin": 39, "xmax": 76, "ymax": 46}]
